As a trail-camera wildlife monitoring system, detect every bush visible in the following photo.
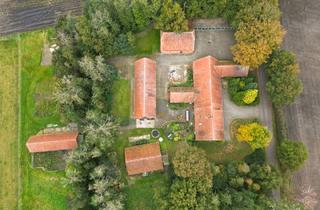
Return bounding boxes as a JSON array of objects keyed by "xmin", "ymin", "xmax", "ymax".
[
  {"xmin": 243, "ymin": 89, "xmax": 258, "ymax": 104},
  {"xmin": 227, "ymin": 74, "xmax": 259, "ymax": 106},
  {"xmin": 277, "ymin": 140, "xmax": 308, "ymax": 172},
  {"xmin": 236, "ymin": 122, "xmax": 272, "ymax": 150}
]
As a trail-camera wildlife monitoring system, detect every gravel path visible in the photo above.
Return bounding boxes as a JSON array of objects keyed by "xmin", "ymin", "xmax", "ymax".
[
  {"xmin": 0, "ymin": 0, "xmax": 82, "ymax": 36},
  {"xmin": 281, "ymin": 0, "xmax": 320, "ymax": 208}
]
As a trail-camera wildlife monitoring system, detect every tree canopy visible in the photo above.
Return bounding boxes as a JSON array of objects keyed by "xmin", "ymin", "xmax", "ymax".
[
  {"xmin": 236, "ymin": 122, "xmax": 272, "ymax": 149},
  {"xmin": 266, "ymin": 49, "xmax": 303, "ymax": 105},
  {"xmin": 277, "ymin": 140, "xmax": 308, "ymax": 171},
  {"xmin": 232, "ymin": 20, "xmax": 285, "ymax": 68},
  {"xmin": 156, "ymin": 0, "xmax": 189, "ymax": 32}
]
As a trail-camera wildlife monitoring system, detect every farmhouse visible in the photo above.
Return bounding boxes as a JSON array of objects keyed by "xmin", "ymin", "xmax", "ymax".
[
  {"xmin": 26, "ymin": 131, "xmax": 78, "ymax": 153},
  {"xmin": 168, "ymin": 56, "xmax": 249, "ymax": 141},
  {"xmin": 160, "ymin": 31, "xmax": 195, "ymax": 54},
  {"xmin": 125, "ymin": 143, "xmax": 163, "ymax": 176}
]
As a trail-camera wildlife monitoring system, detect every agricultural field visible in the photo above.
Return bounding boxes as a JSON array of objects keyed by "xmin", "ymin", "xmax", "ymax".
[{"xmin": 0, "ymin": 0, "xmax": 82, "ymax": 35}]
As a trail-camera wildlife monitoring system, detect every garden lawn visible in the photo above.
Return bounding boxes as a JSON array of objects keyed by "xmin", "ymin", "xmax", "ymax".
[
  {"xmin": 134, "ymin": 28, "xmax": 160, "ymax": 56},
  {"xmin": 111, "ymin": 79, "xmax": 131, "ymax": 125},
  {"xmin": 0, "ymin": 34, "xmax": 19, "ymax": 210},
  {"xmin": 19, "ymin": 31, "xmax": 71, "ymax": 209},
  {"xmin": 125, "ymin": 172, "xmax": 169, "ymax": 210},
  {"xmin": 195, "ymin": 141, "xmax": 252, "ymax": 164},
  {"xmin": 113, "ymin": 128, "xmax": 176, "ymax": 209}
]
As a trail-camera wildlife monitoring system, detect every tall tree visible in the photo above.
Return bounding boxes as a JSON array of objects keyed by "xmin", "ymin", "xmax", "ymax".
[
  {"xmin": 266, "ymin": 49, "xmax": 303, "ymax": 105},
  {"xmin": 277, "ymin": 140, "xmax": 308, "ymax": 172},
  {"xmin": 232, "ymin": 20, "xmax": 285, "ymax": 68},
  {"xmin": 66, "ymin": 114, "xmax": 124, "ymax": 209},
  {"xmin": 156, "ymin": 0, "xmax": 189, "ymax": 32},
  {"xmin": 172, "ymin": 144, "xmax": 212, "ymax": 187}
]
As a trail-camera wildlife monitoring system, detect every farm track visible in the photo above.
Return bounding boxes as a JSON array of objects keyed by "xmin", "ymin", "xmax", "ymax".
[{"xmin": 0, "ymin": 0, "xmax": 82, "ymax": 35}]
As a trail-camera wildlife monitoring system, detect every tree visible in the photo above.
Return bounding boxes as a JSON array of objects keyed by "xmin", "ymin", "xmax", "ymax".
[
  {"xmin": 249, "ymin": 164, "xmax": 281, "ymax": 193},
  {"xmin": 266, "ymin": 49, "xmax": 303, "ymax": 105},
  {"xmin": 232, "ymin": 20, "xmax": 285, "ymax": 68},
  {"xmin": 168, "ymin": 179, "xmax": 219, "ymax": 210},
  {"xmin": 172, "ymin": 144, "xmax": 212, "ymax": 187},
  {"xmin": 53, "ymin": 15, "xmax": 82, "ymax": 77},
  {"xmin": 156, "ymin": 0, "xmax": 189, "ymax": 32},
  {"xmin": 277, "ymin": 140, "xmax": 308, "ymax": 171},
  {"xmin": 181, "ymin": 0, "xmax": 227, "ymax": 19},
  {"xmin": 131, "ymin": 0, "xmax": 161, "ymax": 31},
  {"xmin": 236, "ymin": 122, "xmax": 272, "ymax": 149},
  {"xmin": 230, "ymin": 0, "xmax": 280, "ymax": 29},
  {"xmin": 65, "ymin": 114, "xmax": 124, "ymax": 209}
]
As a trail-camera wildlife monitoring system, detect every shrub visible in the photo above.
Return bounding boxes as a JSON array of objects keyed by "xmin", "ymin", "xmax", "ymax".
[
  {"xmin": 227, "ymin": 74, "xmax": 259, "ymax": 106},
  {"xmin": 277, "ymin": 140, "xmax": 308, "ymax": 172},
  {"xmin": 236, "ymin": 122, "xmax": 272, "ymax": 149},
  {"xmin": 243, "ymin": 89, "xmax": 258, "ymax": 104}
]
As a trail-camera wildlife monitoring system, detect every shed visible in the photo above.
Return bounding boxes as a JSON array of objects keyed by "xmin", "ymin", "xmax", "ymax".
[
  {"xmin": 160, "ymin": 31, "xmax": 195, "ymax": 54},
  {"xmin": 26, "ymin": 131, "xmax": 78, "ymax": 153},
  {"xmin": 125, "ymin": 143, "xmax": 163, "ymax": 176}
]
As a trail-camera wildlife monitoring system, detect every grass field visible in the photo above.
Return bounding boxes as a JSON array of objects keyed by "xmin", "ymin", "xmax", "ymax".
[
  {"xmin": 111, "ymin": 79, "xmax": 131, "ymax": 125},
  {"xmin": 195, "ymin": 141, "xmax": 252, "ymax": 164},
  {"xmin": 134, "ymin": 29, "xmax": 160, "ymax": 56},
  {"xmin": 20, "ymin": 31, "xmax": 70, "ymax": 210},
  {"xmin": 0, "ymin": 34, "xmax": 19, "ymax": 210},
  {"xmin": 0, "ymin": 30, "xmax": 70, "ymax": 210}
]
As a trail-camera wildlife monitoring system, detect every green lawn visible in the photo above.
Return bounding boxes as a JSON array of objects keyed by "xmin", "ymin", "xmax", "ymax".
[
  {"xmin": 19, "ymin": 31, "xmax": 70, "ymax": 209},
  {"xmin": 195, "ymin": 141, "xmax": 252, "ymax": 164},
  {"xmin": 111, "ymin": 79, "xmax": 131, "ymax": 125},
  {"xmin": 125, "ymin": 172, "xmax": 169, "ymax": 210},
  {"xmin": 0, "ymin": 33, "xmax": 19, "ymax": 210},
  {"xmin": 134, "ymin": 28, "xmax": 160, "ymax": 56}
]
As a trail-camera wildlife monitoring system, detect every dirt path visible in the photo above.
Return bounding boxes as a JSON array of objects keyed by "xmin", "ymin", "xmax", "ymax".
[
  {"xmin": 0, "ymin": 0, "xmax": 82, "ymax": 36},
  {"xmin": 281, "ymin": 0, "xmax": 320, "ymax": 208}
]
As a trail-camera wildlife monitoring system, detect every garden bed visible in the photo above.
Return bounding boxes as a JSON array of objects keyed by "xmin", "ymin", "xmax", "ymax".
[
  {"xmin": 32, "ymin": 151, "xmax": 68, "ymax": 171},
  {"xmin": 230, "ymin": 118, "xmax": 258, "ymax": 141},
  {"xmin": 227, "ymin": 72, "xmax": 259, "ymax": 106},
  {"xmin": 165, "ymin": 122, "xmax": 194, "ymax": 142}
]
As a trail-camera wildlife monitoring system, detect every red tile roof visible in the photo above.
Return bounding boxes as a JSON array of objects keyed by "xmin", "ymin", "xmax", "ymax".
[
  {"xmin": 26, "ymin": 131, "xmax": 78, "ymax": 153},
  {"xmin": 125, "ymin": 143, "xmax": 163, "ymax": 176},
  {"xmin": 160, "ymin": 31, "xmax": 195, "ymax": 54},
  {"xmin": 169, "ymin": 87, "xmax": 196, "ymax": 103},
  {"xmin": 193, "ymin": 56, "xmax": 248, "ymax": 141},
  {"xmin": 134, "ymin": 57, "xmax": 156, "ymax": 119}
]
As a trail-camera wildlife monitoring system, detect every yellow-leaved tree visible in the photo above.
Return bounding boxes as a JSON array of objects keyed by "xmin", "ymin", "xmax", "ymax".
[
  {"xmin": 237, "ymin": 122, "xmax": 271, "ymax": 149},
  {"xmin": 232, "ymin": 20, "xmax": 285, "ymax": 69}
]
